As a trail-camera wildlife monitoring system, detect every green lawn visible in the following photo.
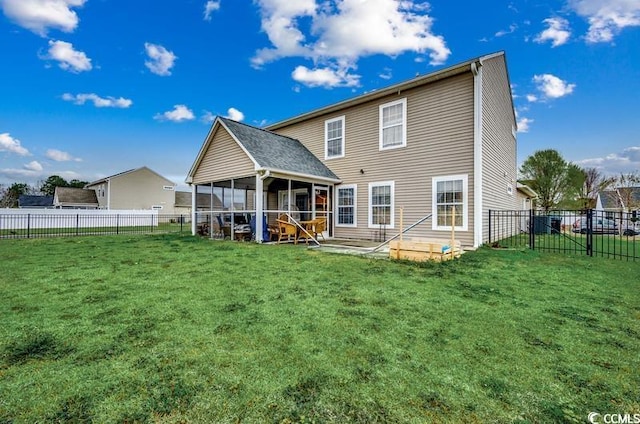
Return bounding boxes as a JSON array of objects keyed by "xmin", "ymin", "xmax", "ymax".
[{"xmin": 1, "ymin": 235, "xmax": 639, "ymax": 423}]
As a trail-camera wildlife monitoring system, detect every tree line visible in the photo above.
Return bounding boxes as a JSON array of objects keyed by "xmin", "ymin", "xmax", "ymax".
[
  {"xmin": 0, "ymin": 175, "xmax": 89, "ymax": 208},
  {"xmin": 520, "ymin": 149, "xmax": 640, "ymax": 212}
]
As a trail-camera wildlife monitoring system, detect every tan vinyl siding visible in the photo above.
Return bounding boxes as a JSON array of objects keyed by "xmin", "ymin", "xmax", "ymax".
[
  {"xmin": 104, "ymin": 168, "xmax": 176, "ymax": 212},
  {"xmin": 481, "ymin": 55, "xmax": 518, "ymax": 243},
  {"xmin": 192, "ymin": 126, "xmax": 255, "ymax": 185},
  {"xmin": 275, "ymin": 73, "xmax": 476, "ymax": 247}
]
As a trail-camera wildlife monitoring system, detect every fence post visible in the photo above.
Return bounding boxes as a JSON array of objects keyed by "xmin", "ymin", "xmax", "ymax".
[
  {"xmin": 116, "ymin": 214, "xmax": 119, "ymax": 235},
  {"xmin": 27, "ymin": 214, "xmax": 31, "ymax": 239},
  {"xmin": 488, "ymin": 210, "xmax": 492, "ymax": 244},
  {"xmin": 529, "ymin": 209, "xmax": 535, "ymax": 250},
  {"xmin": 586, "ymin": 209, "xmax": 593, "ymax": 257}
]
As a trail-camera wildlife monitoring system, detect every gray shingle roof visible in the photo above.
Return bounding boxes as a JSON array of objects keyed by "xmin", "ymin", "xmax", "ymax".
[
  {"xmin": 219, "ymin": 117, "xmax": 339, "ymax": 181},
  {"xmin": 54, "ymin": 187, "xmax": 99, "ymax": 205},
  {"xmin": 598, "ymin": 190, "xmax": 619, "ymax": 209},
  {"xmin": 18, "ymin": 195, "xmax": 54, "ymax": 207}
]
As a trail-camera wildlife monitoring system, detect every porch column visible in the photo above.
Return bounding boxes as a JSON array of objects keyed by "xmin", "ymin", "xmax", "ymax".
[
  {"xmin": 190, "ymin": 184, "xmax": 197, "ymax": 235},
  {"xmin": 255, "ymin": 173, "xmax": 264, "ymax": 242}
]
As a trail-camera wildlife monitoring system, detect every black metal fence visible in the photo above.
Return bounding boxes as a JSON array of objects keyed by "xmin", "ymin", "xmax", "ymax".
[
  {"xmin": 489, "ymin": 209, "xmax": 640, "ymax": 261},
  {"xmin": 0, "ymin": 213, "xmax": 191, "ymax": 239}
]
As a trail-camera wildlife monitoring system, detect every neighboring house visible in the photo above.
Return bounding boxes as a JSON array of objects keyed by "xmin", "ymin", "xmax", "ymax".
[
  {"xmin": 174, "ymin": 191, "xmax": 222, "ymax": 216},
  {"xmin": 85, "ymin": 166, "xmax": 177, "ymax": 212},
  {"xmin": 596, "ymin": 187, "xmax": 640, "ymax": 217},
  {"xmin": 53, "ymin": 187, "xmax": 99, "ymax": 209},
  {"xmin": 18, "ymin": 195, "xmax": 54, "ymax": 209},
  {"xmin": 187, "ymin": 51, "xmax": 519, "ymax": 248},
  {"xmin": 516, "ymin": 183, "xmax": 537, "ymax": 210}
]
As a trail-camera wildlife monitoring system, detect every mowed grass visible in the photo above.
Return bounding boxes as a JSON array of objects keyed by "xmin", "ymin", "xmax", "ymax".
[{"xmin": 0, "ymin": 235, "xmax": 639, "ymax": 423}]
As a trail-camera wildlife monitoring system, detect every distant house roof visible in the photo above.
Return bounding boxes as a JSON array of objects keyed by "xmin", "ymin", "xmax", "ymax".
[
  {"xmin": 516, "ymin": 183, "xmax": 537, "ymax": 198},
  {"xmin": 54, "ymin": 187, "xmax": 99, "ymax": 207},
  {"xmin": 598, "ymin": 190, "xmax": 620, "ymax": 209},
  {"xmin": 175, "ymin": 191, "xmax": 221, "ymax": 208},
  {"xmin": 86, "ymin": 166, "xmax": 175, "ymax": 187},
  {"xmin": 18, "ymin": 195, "xmax": 54, "ymax": 208}
]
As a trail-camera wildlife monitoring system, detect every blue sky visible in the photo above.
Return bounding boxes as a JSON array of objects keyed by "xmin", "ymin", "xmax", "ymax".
[{"xmin": 1, "ymin": 0, "xmax": 639, "ymax": 190}]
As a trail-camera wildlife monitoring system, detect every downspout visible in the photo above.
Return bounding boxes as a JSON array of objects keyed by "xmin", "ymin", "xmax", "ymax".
[
  {"xmin": 190, "ymin": 183, "xmax": 197, "ymax": 235},
  {"xmin": 471, "ymin": 61, "xmax": 483, "ymax": 248}
]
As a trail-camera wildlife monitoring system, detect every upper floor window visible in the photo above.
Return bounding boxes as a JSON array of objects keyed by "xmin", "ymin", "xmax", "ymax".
[
  {"xmin": 379, "ymin": 98, "xmax": 406, "ymax": 150},
  {"xmin": 325, "ymin": 116, "xmax": 345, "ymax": 159}
]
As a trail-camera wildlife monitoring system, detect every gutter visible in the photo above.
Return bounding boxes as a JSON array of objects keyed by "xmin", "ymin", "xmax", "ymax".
[{"xmin": 471, "ymin": 60, "xmax": 483, "ymax": 248}]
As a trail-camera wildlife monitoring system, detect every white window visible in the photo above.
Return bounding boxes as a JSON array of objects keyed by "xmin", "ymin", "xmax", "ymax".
[
  {"xmin": 379, "ymin": 98, "xmax": 407, "ymax": 150},
  {"xmin": 432, "ymin": 175, "xmax": 468, "ymax": 231},
  {"xmin": 163, "ymin": 185, "xmax": 175, "ymax": 191},
  {"xmin": 368, "ymin": 181, "xmax": 394, "ymax": 229},
  {"xmin": 325, "ymin": 116, "xmax": 345, "ymax": 159},
  {"xmin": 336, "ymin": 184, "xmax": 357, "ymax": 227}
]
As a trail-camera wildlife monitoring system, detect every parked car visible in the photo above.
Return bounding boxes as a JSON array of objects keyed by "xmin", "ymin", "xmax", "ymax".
[
  {"xmin": 572, "ymin": 217, "xmax": 618, "ymax": 234},
  {"xmin": 622, "ymin": 222, "xmax": 640, "ymax": 236}
]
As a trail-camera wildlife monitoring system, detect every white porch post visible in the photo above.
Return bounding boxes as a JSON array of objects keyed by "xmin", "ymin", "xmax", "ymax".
[
  {"xmin": 190, "ymin": 184, "xmax": 197, "ymax": 235},
  {"xmin": 255, "ymin": 173, "xmax": 264, "ymax": 242}
]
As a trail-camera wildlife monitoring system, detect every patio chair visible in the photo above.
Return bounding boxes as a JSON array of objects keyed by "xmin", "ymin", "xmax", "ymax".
[
  {"xmin": 313, "ymin": 218, "xmax": 327, "ymax": 241},
  {"xmin": 276, "ymin": 218, "xmax": 298, "ymax": 244}
]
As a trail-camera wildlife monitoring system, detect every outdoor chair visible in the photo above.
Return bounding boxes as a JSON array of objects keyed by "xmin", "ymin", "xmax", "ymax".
[
  {"xmin": 276, "ymin": 218, "xmax": 298, "ymax": 244},
  {"xmin": 313, "ymin": 218, "xmax": 327, "ymax": 241}
]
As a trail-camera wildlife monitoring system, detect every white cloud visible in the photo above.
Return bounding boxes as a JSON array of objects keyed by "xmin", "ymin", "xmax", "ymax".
[
  {"xmin": 535, "ymin": 17, "xmax": 571, "ymax": 47},
  {"xmin": 517, "ymin": 117, "xmax": 534, "ymax": 133},
  {"xmin": 201, "ymin": 111, "xmax": 216, "ymax": 123},
  {"xmin": 495, "ymin": 23, "xmax": 518, "ymax": 37},
  {"xmin": 252, "ymin": 0, "xmax": 450, "ymax": 88},
  {"xmin": 0, "ymin": 133, "xmax": 30, "ymax": 156},
  {"xmin": 526, "ymin": 94, "xmax": 538, "ymax": 102},
  {"xmin": 569, "ymin": 0, "xmax": 640, "ymax": 43},
  {"xmin": 24, "ymin": 160, "xmax": 43, "ymax": 172},
  {"xmin": 292, "ymin": 65, "xmax": 360, "ymax": 88},
  {"xmin": 154, "ymin": 105, "xmax": 195, "ymax": 122},
  {"xmin": 46, "ymin": 148, "xmax": 81, "ymax": 162},
  {"xmin": 144, "ymin": 43, "xmax": 177, "ymax": 76},
  {"xmin": 224, "ymin": 107, "xmax": 245, "ymax": 121},
  {"xmin": 204, "ymin": 1, "xmax": 220, "ymax": 20},
  {"xmin": 379, "ymin": 67, "xmax": 392, "ymax": 80},
  {"xmin": 0, "ymin": 0, "xmax": 85, "ymax": 36},
  {"xmin": 62, "ymin": 93, "xmax": 132, "ymax": 108},
  {"xmin": 533, "ymin": 74, "xmax": 576, "ymax": 99},
  {"xmin": 576, "ymin": 146, "xmax": 640, "ymax": 175},
  {"xmin": 45, "ymin": 40, "xmax": 92, "ymax": 72}
]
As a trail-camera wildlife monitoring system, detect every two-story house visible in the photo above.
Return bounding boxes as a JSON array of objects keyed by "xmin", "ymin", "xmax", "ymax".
[
  {"xmin": 85, "ymin": 166, "xmax": 177, "ymax": 212},
  {"xmin": 186, "ymin": 52, "xmax": 519, "ymax": 248}
]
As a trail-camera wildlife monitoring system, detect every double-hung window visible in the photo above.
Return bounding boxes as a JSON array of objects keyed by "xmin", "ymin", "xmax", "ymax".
[
  {"xmin": 379, "ymin": 98, "xmax": 406, "ymax": 150},
  {"xmin": 369, "ymin": 181, "xmax": 394, "ymax": 228},
  {"xmin": 432, "ymin": 175, "xmax": 468, "ymax": 231},
  {"xmin": 325, "ymin": 116, "xmax": 345, "ymax": 159},
  {"xmin": 336, "ymin": 184, "xmax": 356, "ymax": 227}
]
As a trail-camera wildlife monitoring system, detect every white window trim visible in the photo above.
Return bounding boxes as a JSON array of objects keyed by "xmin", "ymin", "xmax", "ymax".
[
  {"xmin": 379, "ymin": 98, "xmax": 407, "ymax": 151},
  {"xmin": 325, "ymin": 115, "xmax": 345, "ymax": 159},
  {"xmin": 335, "ymin": 184, "xmax": 357, "ymax": 228},
  {"xmin": 432, "ymin": 174, "xmax": 468, "ymax": 232},
  {"xmin": 368, "ymin": 181, "xmax": 394, "ymax": 229}
]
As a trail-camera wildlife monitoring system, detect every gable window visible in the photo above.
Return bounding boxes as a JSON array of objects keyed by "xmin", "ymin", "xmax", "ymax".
[
  {"xmin": 336, "ymin": 184, "xmax": 356, "ymax": 227},
  {"xmin": 432, "ymin": 175, "xmax": 468, "ymax": 231},
  {"xmin": 379, "ymin": 98, "xmax": 406, "ymax": 150},
  {"xmin": 368, "ymin": 181, "xmax": 394, "ymax": 228},
  {"xmin": 325, "ymin": 116, "xmax": 345, "ymax": 159}
]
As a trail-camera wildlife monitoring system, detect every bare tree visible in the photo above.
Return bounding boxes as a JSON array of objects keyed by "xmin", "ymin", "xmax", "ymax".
[
  {"xmin": 582, "ymin": 167, "xmax": 614, "ymax": 205},
  {"xmin": 615, "ymin": 171, "xmax": 640, "ymax": 213}
]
